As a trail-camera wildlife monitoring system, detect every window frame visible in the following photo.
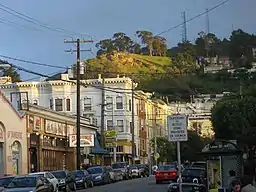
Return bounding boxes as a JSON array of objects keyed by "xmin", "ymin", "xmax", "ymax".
[
  {"xmin": 55, "ymin": 99, "xmax": 63, "ymax": 111},
  {"xmin": 117, "ymin": 120, "xmax": 124, "ymax": 132},
  {"xmin": 116, "ymin": 96, "xmax": 123, "ymax": 109},
  {"xmin": 84, "ymin": 97, "xmax": 92, "ymax": 111}
]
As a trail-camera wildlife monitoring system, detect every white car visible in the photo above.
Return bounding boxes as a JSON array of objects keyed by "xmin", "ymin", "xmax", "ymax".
[{"xmin": 29, "ymin": 171, "xmax": 59, "ymax": 192}]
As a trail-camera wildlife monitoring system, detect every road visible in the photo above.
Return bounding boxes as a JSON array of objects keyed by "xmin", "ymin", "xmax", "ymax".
[{"xmin": 78, "ymin": 176, "xmax": 168, "ymax": 192}]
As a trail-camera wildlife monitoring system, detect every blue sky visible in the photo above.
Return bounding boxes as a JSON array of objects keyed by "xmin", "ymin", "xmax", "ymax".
[{"xmin": 0, "ymin": 0, "xmax": 255, "ymax": 80}]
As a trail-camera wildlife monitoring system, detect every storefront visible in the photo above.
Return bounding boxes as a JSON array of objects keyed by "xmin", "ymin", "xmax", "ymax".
[
  {"xmin": 0, "ymin": 91, "xmax": 27, "ymax": 175},
  {"xmin": 26, "ymin": 105, "xmax": 97, "ymax": 172}
]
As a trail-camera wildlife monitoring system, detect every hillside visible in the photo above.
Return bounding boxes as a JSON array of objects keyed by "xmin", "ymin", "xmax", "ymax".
[
  {"xmin": 84, "ymin": 52, "xmax": 256, "ymax": 101},
  {"xmin": 86, "ymin": 52, "xmax": 172, "ymax": 74}
]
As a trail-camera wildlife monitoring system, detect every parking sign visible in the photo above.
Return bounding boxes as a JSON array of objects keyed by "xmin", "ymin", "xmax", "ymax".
[{"xmin": 167, "ymin": 114, "xmax": 188, "ymax": 142}]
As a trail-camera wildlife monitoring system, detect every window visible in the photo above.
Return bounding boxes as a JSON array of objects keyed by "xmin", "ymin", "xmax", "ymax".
[
  {"xmin": 107, "ymin": 120, "xmax": 113, "ymax": 130},
  {"xmin": 128, "ymin": 99, "xmax": 131, "ymax": 111},
  {"xmin": 84, "ymin": 98, "xmax": 92, "ymax": 111},
  {"xmin": 117, "ymin": 146, "xmax": 123, "ymax": 152},
  {"xmin": 116, "ymin": 96, "xmax": 123, "ymax": 109},
  {"xmin": 55, "ymin": 99, "xmax": 63, "ymax": 111},
  {"xmin": 106, "ymin": 97, "xmax": 113, "ymax": 110},
  {"xmin": 117, "ymin": 120, "xmax": 124, "ymax": 132},
  {"xmin": 66, "ymin": 98, "xmax": 71, "ymax": 111},
  {"xmin": 49, "ymin": 99, "xmax": 53, "ymax": 110}
]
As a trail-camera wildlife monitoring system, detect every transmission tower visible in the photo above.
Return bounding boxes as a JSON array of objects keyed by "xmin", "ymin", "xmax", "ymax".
[{"xmin": 182, "ymin": 11, "xmax": 187, "ymax": 42}]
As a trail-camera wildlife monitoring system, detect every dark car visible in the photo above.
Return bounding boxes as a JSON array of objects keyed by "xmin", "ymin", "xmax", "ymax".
[
  {"xmin": 111, "ymin": 162, "xmax": 129, "ymax": 180},
  {"xmin": 87, "ymin": 166, "xmax": 111, "ymax": 185},
  {"xmin": 72, "ymin": 170, "xmax": 94, "ymax": 189},
  {"xmin": 191, "ymin": 161, "xmax": 207, "ymax": 169},
  {"xmin": 137, "ymin": 164, "xmax": 150, "ymax": 177},
  {"xmin": 168, "ymin": 183, "xmax": 206, "ymax": 192},
  {"xmin": 181, "ymin": 168, "xmax": 207, "ymax": 186},
  {"xmin": 51, "ymin": 170, "xmax": 76, "ymax": 191},
  {"xmin": 4, "ymin": 175, "xmax": 54, "ymax": 192},
  {"xmin": 0, "ymin": 176, "xmax": 15, "ymax": 189}
]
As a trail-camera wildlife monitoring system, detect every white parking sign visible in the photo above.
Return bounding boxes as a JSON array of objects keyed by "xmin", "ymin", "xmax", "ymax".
[{"xmin": 167, "ymin": 114, "xmax": 188, "ymax": 142}]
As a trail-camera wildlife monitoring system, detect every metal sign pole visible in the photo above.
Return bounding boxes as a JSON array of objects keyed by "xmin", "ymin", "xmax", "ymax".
[{"xmin": 177, "ymin": 141, "xmax": 182, "ymax": 192}]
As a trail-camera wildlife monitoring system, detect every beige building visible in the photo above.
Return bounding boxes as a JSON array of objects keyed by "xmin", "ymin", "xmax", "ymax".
[{"xmin": 0, "ymin": 91, "xmax": 27, "ymax": 175}]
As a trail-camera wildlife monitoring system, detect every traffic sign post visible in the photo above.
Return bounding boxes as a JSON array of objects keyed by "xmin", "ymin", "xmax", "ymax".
[{"xmin": 168, "ymin": 114, "xmax": 188, "ymax": 192}]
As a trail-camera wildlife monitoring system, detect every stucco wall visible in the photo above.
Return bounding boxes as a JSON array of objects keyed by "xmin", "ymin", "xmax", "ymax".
[{"xmin": 0, "ymin": 96, "xmax": 27, "ymax": 175}]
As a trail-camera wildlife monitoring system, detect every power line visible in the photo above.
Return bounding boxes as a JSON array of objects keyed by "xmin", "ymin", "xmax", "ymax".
[
  {"xmin": 0, "ymin": 54, "xmax": 68, "ymax": 69},
  {"xmin": 0, "ymin": 3, "xmax": 94, "ymax": 39},
  {"xmin": 156, "ymin": 0, "xmax": 229, "ymax": 36}
]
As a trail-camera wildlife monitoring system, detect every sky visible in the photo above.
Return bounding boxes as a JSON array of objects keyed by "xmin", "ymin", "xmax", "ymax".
[{"xmin": 0, "ymin": 0, "xmax": 255, "ymax": 80}]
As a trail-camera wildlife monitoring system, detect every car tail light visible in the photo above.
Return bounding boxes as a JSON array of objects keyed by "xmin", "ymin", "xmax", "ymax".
[
  {"xmin": 170, "ymin": 172, "xmax": 176, "ymax": 176},
  {"xmin": 155, "ymin": 172, "xmax": 160, "ymax": 176}
]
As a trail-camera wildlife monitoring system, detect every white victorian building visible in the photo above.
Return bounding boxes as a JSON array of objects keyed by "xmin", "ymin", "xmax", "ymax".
[{"xmin": 0, "ymin": 74, "xmax": 140, "ymax": 163}]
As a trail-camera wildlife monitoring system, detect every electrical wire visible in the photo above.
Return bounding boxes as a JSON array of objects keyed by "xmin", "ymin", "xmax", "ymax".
[
  {"xmin": 155, "ymin": 0, "xmax": 230, "ymax": 36},
  {"xmin": 0, "ymin": 3, "xmax": 94, "ymax": 39}
]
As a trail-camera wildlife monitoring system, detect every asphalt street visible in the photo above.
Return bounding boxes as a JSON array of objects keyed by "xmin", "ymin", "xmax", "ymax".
[{"xmin": 78, "ymin": 176, "xmax": 168, "ymax": 192}]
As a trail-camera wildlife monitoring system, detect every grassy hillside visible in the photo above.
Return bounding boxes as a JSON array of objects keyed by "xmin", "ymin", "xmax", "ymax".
[{"xmin": 86, "ymin": 52, "xmax": 172, "ymax": 74}]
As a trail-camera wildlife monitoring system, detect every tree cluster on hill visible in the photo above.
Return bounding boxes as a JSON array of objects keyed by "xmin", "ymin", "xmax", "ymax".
[{"xmin": 0, "ymin": 60, "xmax": 21, "ymax": 82}]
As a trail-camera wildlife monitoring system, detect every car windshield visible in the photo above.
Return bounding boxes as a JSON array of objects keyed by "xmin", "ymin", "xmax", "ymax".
[
  {"xmin": 87, "ymin": 167, "xmax": 103, "ymax": 174},
  {"xmin": 182, "ymin": 169, "xmax": 205, "ymax": 177},
  {"xmin": 137, "ymin": 165, "xmax": 145, "ymax": 169},
  {"xmin": 0, "ymin": 177, "xmax": 15, "ymax": 187},
  {"xmin": 192, "ymin": 163, "xmax": 205, "ymax": 168},
  {"xmin": 112, "ymin": 163, "xmax": 126, "ymax": 169},
  {"xmin": 51, "ymin": 171, "xmax": 66, "ymax": 179},
  {"xmin": 7, "ymin": 177, "xmax": 37, "ymax": 188},
  {"xmin": 158, "ymin": 165, "xmax": 176, "ymax": 171},
  {"xmin": 72, "ymin": 171, "xmax": 84, "ymax": 177}
]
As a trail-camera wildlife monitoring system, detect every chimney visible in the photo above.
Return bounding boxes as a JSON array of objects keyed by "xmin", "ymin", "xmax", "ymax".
[{"xmin": 98, "ymin": 74, "xmax": 101, "ymax": 80}]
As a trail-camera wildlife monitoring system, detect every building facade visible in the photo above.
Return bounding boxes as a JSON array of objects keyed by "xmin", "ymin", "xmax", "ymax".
[
  {"xmin": 24, "ymin": 104, "xmax": 97, "ymax": 172},
  {"xmin": 0, "ymin": 91, "xmax": 27, "ymax": 175}
]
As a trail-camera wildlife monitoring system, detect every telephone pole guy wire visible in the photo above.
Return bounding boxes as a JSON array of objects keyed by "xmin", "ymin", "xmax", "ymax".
[{"xmin": 64, "ymin": 39, "xmax": 93, "ymax": 170}]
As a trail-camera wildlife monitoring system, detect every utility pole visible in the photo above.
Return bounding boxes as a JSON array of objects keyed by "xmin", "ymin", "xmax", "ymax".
[
  {"xmin": 100, "ymin": 77, "xmax": 105, "ymax": 150},
  {"xmin": 154, "ymin": 106, "xmax": 158, "ymax": 166},
  {"xmin": 65, "ymin": 39, "xmax": 93, "ymax": 170},
  {"xmin": 131, "ymin": 81, "xmax": 135, "ymax": 164}
]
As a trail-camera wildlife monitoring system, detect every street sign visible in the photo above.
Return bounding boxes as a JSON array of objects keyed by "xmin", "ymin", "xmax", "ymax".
[
  {"xmin": 104, "ymin": 130, "xmax": 117, "ymax": 148},
  {"xmin": 167, "ymin": 114, "xmax": 188, "ymax": 142},
  {"xmin": 154, "ymin": 153, "xmax": 160, "ymax": 161}
]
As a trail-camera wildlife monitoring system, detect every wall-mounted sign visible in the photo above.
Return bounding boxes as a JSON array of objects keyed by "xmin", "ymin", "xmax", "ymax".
[
  {"xmin": 34, "ymin": 117, "xmax": 41, "ymax": 131},
  {"xmin": 67, "ymin": 125, "xmax": 75, "ymax": 135},
  {"xmin": 45, "ymin": 120, "xmax": 66, "ymax": 136},
  {"xmin": 7, "ymin": 131, "xmax": 22, "ymax": 139},
  {"xmin": 69, "ymin": 134, "xmax": 94, "ymax": 147}
]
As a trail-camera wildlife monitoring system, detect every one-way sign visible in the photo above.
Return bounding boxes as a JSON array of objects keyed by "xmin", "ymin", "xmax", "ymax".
[{"xmin": 167, "ymin": 114, "xmax": 188, "ymax": 142}]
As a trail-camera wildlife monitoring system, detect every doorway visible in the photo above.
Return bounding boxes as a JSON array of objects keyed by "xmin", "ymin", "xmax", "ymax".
[
  {"xmin": 0, "ymin": 143, "xmax": 4, "ymax": 175},
  {"xmin": 30, "ymin": 148, "xmax": 38, "ymax": 173},
  {"xmin": 11, "ymin": 141, "xmax": 21, "ymax": 175}
]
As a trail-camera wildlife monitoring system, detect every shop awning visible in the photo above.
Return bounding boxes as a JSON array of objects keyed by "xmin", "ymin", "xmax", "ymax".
[{"xmin": 91, "ymin": 137, "xmax": 109, "ymax": 155}]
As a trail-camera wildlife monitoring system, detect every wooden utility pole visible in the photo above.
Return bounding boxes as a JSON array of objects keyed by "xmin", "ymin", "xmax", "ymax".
[
  {"xmin": 131, "ymin": 81, "xmax": 135, "ymax": 164},
  {"xmin": 64, "ymin": 39, "xmax": 93, "ymax": 170}
]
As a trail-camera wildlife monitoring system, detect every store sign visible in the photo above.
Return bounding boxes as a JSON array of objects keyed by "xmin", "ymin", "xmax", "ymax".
[
  {"xmin": 7, "ymin": 131, "xmax": 22, "ymax": 139},
  {"xmin": 34, "ymin": 117, "xmax": 41, "ymax": 131},
  {"xmin": 69, "ymin": 134, "xmax": 94, "ymax": 147},
  {"xmin": 45, "ymin": 120, "xmax": 66, "ymax": 136},
  {"xmin": 104, "ymin": 130, "xmax": 117, "ymax": 148}
]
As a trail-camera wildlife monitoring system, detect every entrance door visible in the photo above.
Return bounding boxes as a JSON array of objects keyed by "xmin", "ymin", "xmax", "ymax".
[
  {"xmin": 30, "ymin": 148, "xmax": 38, "ymax": 173},
  {"xmin": 0, "ymin": 143, "xmax": 4, "ymax": 175}
]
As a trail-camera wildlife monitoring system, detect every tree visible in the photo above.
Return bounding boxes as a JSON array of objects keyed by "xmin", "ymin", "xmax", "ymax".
[
  {"xmin": 211, "ymin": 96, "xmax": 256, "ymax": 146},
  {"xmin": 96, "ymin": 39, "xmax": 116, "ymax": 56},
  {"xmin": 136, "ymin": 30, "xmax": 154, "ymax": 56},
  {"xmin": 0, "ymin": 60, "xmax": 21, "ymax": 82},
  {"xmin": 150, "ymin": 137, "xmax": 175, "ymax": 163}
]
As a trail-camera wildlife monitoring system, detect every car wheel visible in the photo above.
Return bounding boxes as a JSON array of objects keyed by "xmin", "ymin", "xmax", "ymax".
[{"xmin": 156, "ymin": 180, "xmax": 160, "ymax": 184}]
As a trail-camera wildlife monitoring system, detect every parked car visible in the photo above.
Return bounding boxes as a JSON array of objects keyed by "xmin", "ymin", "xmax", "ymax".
[
  {"xmin": 72, "ymin": 170, "xmax": 93, "ymax": 189},
  {"xmin": 155, "ymin": 165, "xmax": 178, "ymax": 184},
  {"xmin": 191, "ymin": 161, "xmax": 207, "ymax": 169},
  {"xmin": 87, "ymin": 166, "xmax": 111, "ymax": 185},
  {"xmin": 0, "ymin": 176, "xmax": 15, "ymax": 191},
  {"xmin": 128, "ymin": 165, "xmax": 141, "ymax": 178},
  {"xmin": 106, "ymin": 166, "xmax": 123, "ymax": 182},
  {"xmin": 111, "ymin": 162, "xmax": 129, "ymax": 180},
  {"xmin": 51, "ymin": 170, "xmax": 76, "ymax": 191},
  {"xmin": 4, "ymin": 175, "xmax": 54, "ymax": 192},
  {"xmin": 167, "ymin": 183, "xmax": 206, "ymax": 192},
  {"xmin": 180, "ymin": 167, "xmax": 207, "ymax": 186},
  {"xmin": 29, "ymin": 171, "xmax": 58, "ymax": 192},
  {"xmin": 137, "ymin": 164, "xmax": 150, "ymax": 177}
]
